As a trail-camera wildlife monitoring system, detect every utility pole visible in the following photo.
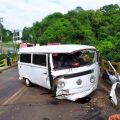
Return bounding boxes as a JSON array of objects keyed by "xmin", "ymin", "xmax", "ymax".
[
  {"xmin": 13, "ymin": 30, "xmax": 17, "ymax": 53},
  {"xmin": 0, "ymin": 18, "xmax": 3, "ymax": 53}
]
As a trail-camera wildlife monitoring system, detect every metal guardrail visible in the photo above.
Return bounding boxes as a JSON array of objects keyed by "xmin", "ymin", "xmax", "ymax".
[
  {"xmin": 0, "ymin": 59, "xmax": 5, "ymax": 67},
  {"xmin": 0, "ymin": 57, "xmax": 17, "ymax": 67},
  {"xmin": 101, "ymin": 60, "xmax": 120, "ymax": 74}
]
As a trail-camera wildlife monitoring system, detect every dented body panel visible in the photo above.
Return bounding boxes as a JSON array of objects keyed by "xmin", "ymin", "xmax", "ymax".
[{"xmin": 53, "ymin": 65, "xmax": 99, "ymax": 101}]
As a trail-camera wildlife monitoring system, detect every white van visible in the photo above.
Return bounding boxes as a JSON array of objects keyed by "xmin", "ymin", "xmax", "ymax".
[{"xmin": 18, "ymin": 44, "xmax": 100, "ymax": 101}]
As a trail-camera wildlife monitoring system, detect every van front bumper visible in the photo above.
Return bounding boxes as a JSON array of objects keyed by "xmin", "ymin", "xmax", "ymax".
[{"xmin": 56, "ymin": 85, "xmax": 97, "ymax": 101}]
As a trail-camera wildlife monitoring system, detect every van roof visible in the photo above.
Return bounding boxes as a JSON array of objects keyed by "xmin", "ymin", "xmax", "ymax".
[{"xmin": 19, "ymin": 44, "xmax": 96, "ymax": 53}]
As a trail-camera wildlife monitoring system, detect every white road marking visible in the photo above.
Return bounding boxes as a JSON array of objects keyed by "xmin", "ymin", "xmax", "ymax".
[
  {"xmin": 0, "ymin": 86, "xmax": 27, "ymax": 115},
  {"xmin": 2, "ymin": 86, "xmax": 26, "ymax": 105}
]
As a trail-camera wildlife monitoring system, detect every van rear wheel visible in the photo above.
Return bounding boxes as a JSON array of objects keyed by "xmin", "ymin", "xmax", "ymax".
[{"xmin": 25, "ymin": 78, "xmax": 32, "ymax": 87}]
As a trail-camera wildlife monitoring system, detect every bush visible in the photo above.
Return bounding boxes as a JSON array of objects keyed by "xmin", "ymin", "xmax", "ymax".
[{"xmin": 0, "ymin": 54, "xmax": 6, "ymax": 61}]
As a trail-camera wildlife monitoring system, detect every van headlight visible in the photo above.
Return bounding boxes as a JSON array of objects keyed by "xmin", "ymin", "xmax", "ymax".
[
  {"xmin": 90, "ymin": 75, "xmax": 95, "ymax": 83},
  {"xmin": 57, "ymin": 81, "xmax": 65, "ymax": 88}
]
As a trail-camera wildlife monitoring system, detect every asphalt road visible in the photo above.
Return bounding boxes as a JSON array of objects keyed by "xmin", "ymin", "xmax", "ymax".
[{"xmin": 0, "ymin": 67, "xmax": 120, "ymax": 120}]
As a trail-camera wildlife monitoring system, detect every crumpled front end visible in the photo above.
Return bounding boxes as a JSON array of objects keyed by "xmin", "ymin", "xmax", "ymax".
[
  {"xmin": 54, "ymin": 70, "xmax": 98, "ymax": 101},
  {"xmin": 56, "ymin": 83, "xmax": 97, "ymax": 101}
]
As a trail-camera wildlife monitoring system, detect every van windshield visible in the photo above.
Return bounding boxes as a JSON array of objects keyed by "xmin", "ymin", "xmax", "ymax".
[{"xmin": 52, "ymin": 50, "xmax": 95, "ymax": 70}]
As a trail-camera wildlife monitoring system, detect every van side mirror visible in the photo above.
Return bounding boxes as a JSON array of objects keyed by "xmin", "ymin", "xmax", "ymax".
[{"xmin": 97, "ymin": 51, "xmax": 101, "ymax": 65}]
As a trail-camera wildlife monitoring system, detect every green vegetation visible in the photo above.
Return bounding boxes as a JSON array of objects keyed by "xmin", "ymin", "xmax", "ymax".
[
  {"xmin": 0, "ymin": 53, "xmax": 17, "ymax": 61},
  {"xmin": 21, "ymin": 4, "xmax": 120, "ymax": 62},
  {"xmin": 0, "ymin": 24, "xmax": 13, "ymax": 42},
  {"xmin": 0, "ymin": 54, "xmax": 6, "ymax": 60},
  {"xmin": 3, "ymin": 41, "xmax": 13, "ymax": 48}
]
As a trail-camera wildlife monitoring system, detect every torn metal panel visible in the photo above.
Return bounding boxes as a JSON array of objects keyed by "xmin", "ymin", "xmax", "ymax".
[
  {"xmin": 109, "ymin": 82, "xmax": 120, "ymax": 106},
  {"xmin": 53, "ymin": 65, "xmax": 98, "ymax": 101},
  {"xmin": 106, "ymin": 61, "xmax": 120, "ymax": 106}
]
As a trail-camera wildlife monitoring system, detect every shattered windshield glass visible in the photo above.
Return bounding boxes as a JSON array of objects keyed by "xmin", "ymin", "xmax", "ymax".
[{"xmin": 52, "ymin": 50, "xmax": 95, "ymax": 70}]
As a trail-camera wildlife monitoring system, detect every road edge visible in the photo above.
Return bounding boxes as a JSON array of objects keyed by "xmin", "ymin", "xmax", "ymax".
[{"xmin": 0, "ymin": 63, "xmax": 17, "ymax": 73}]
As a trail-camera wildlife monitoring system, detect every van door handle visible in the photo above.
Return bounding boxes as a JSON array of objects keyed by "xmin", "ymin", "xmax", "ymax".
[{"xmin": 43, "ymin": 72, "xmax": 47, "ymax": 74}]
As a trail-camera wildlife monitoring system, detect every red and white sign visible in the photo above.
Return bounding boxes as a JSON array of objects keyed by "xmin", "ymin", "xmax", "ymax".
[{"xmin": 19, "ymin": 43, "xmax": 27, "ymax": 48}]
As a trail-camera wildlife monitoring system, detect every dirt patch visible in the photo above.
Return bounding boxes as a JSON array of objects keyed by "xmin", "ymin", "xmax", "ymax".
[{"xmin": 49, "ymin": 99, "xmax": 61, "ymax": 105}]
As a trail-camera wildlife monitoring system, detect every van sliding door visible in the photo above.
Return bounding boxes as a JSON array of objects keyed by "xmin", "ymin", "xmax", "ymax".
[{"xmin": 31, "ymin": 53, "xmax": 51, "ymax": 89}]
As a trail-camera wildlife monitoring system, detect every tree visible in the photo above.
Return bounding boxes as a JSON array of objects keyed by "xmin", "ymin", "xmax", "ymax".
[
  {"xmin": 100, "ymin": 4, "xmax": 120, "ymax": 15},
  {"xmin": 0, "ymin": 24, "xmax": 12, "ymax": 42},
  {"xmin": 22, "ymin": 27, "xmax": 31, "ymax": 42},
  {"xmin": 96, "ymin": 40, "xmax": 114, "ymax": 60},
  {"xmin": 39, "ymin": 18, "xmax": 72, "ymax": 44},
  {"xmin": 22, "ymin": 4, "xmax": 120, "ymax": 61}
]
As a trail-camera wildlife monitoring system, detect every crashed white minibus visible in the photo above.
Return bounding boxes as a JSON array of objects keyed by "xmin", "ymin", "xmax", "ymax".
[{"xmin": 18, "ymin": 45, "xmax": 100, "ymax": 101}]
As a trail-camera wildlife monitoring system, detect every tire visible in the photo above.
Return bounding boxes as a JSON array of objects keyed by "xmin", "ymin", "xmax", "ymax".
[{"xmin": 25, "ymin": 78, "xmax": 32, "ymax": 87}]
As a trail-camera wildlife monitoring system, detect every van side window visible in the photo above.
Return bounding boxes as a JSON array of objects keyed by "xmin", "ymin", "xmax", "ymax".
[
  {"xmin": 33, "ymin": 54, "xmax": 46, "ymax": 66},
  {"xmin": 20, "ymin": 54, "xmax": 31, "ymax": 63}
]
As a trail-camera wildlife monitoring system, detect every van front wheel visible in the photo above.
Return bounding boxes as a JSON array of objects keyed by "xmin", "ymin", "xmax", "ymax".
[{"xmin": 25, "ymin": 78, "xmax": 32, "ymax": 87}]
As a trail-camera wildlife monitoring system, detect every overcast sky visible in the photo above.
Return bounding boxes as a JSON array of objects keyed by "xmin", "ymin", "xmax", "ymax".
[{"xmin": 0, "ymin": 0, "xmax": 120, "ymax": 31}]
